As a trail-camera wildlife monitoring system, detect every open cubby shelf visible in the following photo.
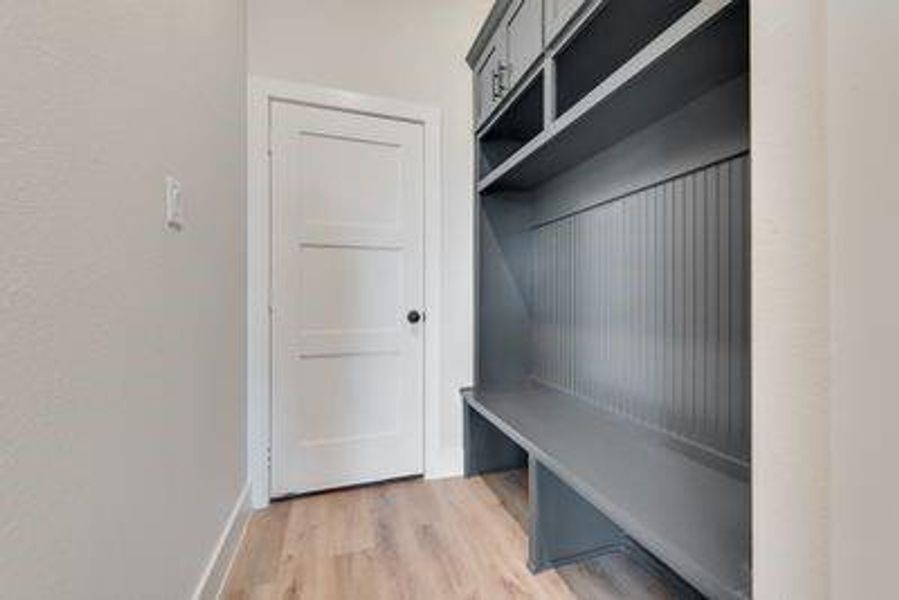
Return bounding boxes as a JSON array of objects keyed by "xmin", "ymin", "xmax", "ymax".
[
  {"xmin": 555, "ymin": 0, "xmax": 701, "ymax": 116},
  {"xmin": 478, "ymin": 0, "xmax": 748, "ymax": 193},
  {"xmin": 478, "ymin": 72, "xmax": 545, "ymax": 179}
]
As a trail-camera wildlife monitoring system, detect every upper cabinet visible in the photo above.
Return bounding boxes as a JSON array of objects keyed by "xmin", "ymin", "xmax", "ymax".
[
  {"xmin": 470, "ymin": 0, "xmax": 748, "ymax": 191},
  {"xmin": 543, "ymin": 0, "xmax": 586, "ymax": 44},
  {"xmin": 472, "ymin": 0, "xmax": 544, "ymax": 126},
  {"xmin": 502, "ymin": 0, "xmax": 543, "ymax": 91},
  {"xmin": 474, "ymin": 33, "xmax": 505, "ymax": 124}
]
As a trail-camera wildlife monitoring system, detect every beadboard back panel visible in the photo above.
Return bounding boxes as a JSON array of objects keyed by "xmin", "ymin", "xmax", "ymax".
[{"xmin": 530, "ymin": 154, "xmax": 750, "ymax": 463}]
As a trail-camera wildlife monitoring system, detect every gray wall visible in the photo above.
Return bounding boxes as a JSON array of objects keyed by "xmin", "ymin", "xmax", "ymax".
[
  {"xmin": 750, "ymin": 3, "xmax": 830, "ymax": 595},
  {"xmin": 0, "ymin": 1, "xmax": 246, "ymax": 598},
  {"xmin": 828, "ymin": 1, "xmax": 899, "ymax": 596}
]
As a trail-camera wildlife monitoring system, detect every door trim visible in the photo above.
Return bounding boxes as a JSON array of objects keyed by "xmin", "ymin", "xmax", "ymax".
[{"xmin": 248, "ymin": 77, "xmax": 443, "ymax": 508}]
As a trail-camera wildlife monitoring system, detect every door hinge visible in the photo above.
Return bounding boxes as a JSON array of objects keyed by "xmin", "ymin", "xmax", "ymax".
[{"xmin": 266, "ymin": 446, "xmax": 272, "ymax": 469}]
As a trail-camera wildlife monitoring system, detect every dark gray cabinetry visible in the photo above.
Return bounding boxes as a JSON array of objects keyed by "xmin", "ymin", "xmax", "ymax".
[
  {"xmin": 474, "ymin": 33, "xmax": 504, "ymax": 124},
  {"xmin": 543, "ymin": 0, "xmax": 585, "ymax": 44},
  {"xmin": 471, "ymin": 0, "xmax": 544, "ymax": 126},
  {"xmin": 465, "ymin": 1, "xmax": 751, "ymax": 598},
  {"xmin": 502, "ymin": 0, "xmax": 543, "ymax": 91}
]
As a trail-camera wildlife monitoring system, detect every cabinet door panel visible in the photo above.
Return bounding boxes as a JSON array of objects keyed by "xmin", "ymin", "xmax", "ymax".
[
  {"xmin": 475, "ymin": 41, "xmax": 501, "ymax": 123},
  {"xmin": 544, "ymin": 0, "xmax": 585, "ymax": 44},
  {"xmin": 504, "ymin": 0, "xmax": 543, "ymax": 89}
]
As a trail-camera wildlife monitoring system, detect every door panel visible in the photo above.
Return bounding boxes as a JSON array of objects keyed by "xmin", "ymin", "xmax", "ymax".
[
  {"xmin": 504, "ymin": 0, "xmax": 544, "ymax": 88},
  {"xmin": 298, "ymin": 132, "xmax": 402, "ymax": 225},
  {"xmin": 475, "ymin": 38, "xmax": 502, "ymax": 123},
  {"xmin": 270, "ymin": 101, "xmax": 424, "ymax": 497},
  {"xmin": 545, "ymin": 0, "xmax": 585, "ymax": 44},
  {"xmin": 296, "ymin": 246, "xmax": 402, "ymax": 332},
  {"xmin": 293, "ymin": 354, "xmax": 401, "ymax": 443}
]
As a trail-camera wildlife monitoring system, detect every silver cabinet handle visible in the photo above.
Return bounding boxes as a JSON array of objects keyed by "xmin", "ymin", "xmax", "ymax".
[{"xmin": 496, "ymin": 62, "xmax": 510, "ymax": 96}]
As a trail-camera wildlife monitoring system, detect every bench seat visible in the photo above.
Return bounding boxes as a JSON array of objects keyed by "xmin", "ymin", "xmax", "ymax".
[{"xmin": 462, "ymin": 384, "xmax": 750, "ymax": 600}]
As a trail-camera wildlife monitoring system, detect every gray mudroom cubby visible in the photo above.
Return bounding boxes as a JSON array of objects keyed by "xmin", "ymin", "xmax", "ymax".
[{"xmin": 463, "ymin": 0, "xmax": 751, "ymax": 598}]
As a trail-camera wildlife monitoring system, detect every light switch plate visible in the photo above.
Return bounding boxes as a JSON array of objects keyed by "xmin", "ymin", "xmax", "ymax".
[{"xmin": 165, "ymin": 176, "xmax": 183, "ymax": 231}]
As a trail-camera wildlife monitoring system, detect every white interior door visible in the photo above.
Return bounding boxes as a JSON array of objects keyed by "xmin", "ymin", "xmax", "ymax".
[{"xmin": 270, "ymin": 100, "xmax": 425, "ymax": 497}]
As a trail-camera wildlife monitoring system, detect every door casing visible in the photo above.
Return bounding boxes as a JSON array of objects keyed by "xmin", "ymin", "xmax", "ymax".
[{"xmin": 247, "ymin": 78, "xmax": 444, "ymax": 508}]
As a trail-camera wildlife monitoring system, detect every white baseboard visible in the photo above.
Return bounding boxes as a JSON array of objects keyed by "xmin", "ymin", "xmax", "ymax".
[{"xmin": 192, "ymin": 481, "xmax": 252, "ymax": 600}]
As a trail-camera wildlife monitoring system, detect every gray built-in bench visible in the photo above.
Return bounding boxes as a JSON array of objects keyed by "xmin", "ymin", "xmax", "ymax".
[
  {"xmin": 464, "ymin": 385, "xmax": 750, "ymax": 598},
  {"xmin": 464, "ymin": 0, "xmax": 750, "ymax": 598}
]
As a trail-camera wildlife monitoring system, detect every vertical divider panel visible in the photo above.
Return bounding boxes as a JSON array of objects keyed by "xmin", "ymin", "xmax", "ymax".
[{"xmin": 528, "ymin": 456, "xmax": 627, "ymax": 573}]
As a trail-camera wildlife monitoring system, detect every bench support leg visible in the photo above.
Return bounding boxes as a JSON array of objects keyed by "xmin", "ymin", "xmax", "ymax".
[
  {"xmin": 528, "ymin": 456, "xmax": 627, "ymax": 573},
  {"xmin": 463, "ymin": 402, "xmax": 528, "ymax": 476}
]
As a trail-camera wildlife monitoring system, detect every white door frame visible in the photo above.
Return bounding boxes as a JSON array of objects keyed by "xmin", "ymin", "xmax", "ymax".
[{"xmin": 247, "ymin": 77, "xmax": 443, "ymax": 508}]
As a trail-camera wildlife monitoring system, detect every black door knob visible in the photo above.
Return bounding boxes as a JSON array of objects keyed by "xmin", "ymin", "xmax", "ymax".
[{"xmin": 407, "ymin": 310, "xmax": 423, "ymax": 324}]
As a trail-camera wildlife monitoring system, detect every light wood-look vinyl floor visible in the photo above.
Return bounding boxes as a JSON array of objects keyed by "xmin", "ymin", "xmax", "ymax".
[{"xmin": 222, "ymin": 471, "xmax": 678, "ymax": 599}]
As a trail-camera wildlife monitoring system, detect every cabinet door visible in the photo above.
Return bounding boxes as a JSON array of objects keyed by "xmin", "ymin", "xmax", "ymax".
[
  {"xmin": 544, "ymin": 0, "xmax": 585, "ymax": 44},
  {"xmin": 475, "ymin": 39, "xmax": 502, "ymax": 123},
  {"xmin": 503, "ymin": 0, "xmax": 543, "ymax": 90}
]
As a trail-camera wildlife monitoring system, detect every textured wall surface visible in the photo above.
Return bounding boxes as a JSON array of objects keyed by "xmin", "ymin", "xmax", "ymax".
[
  {"xmin": 0, "ymin": 1, "xmax": 246, "ymax": 598},
  {"xmin": 751, "ymin": 2, "xmax": 831, "ymax": 598},
  {"xmin": 248, "ymin": 0, "xmax": 493, "ymax": 464},
  {"xmin": 827, "ymin": 1, "xmax": 899, "ymax": 597}
]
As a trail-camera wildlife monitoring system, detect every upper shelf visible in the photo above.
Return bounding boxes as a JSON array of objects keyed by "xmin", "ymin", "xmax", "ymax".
[{"xmin": 478, "ymin": 0, "xmax": 748, "ymax": 193}]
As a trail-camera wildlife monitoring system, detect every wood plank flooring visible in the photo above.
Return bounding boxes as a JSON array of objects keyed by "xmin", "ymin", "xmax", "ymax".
[{"xmin": 222, "ymin": 471, "xmax": 679, "ymax": 599}]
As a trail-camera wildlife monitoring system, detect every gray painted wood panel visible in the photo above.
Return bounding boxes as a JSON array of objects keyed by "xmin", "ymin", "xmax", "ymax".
[
  {"xmin": 528, "ymin": 456, "xmax": 627, "ymax": 573},
  {"xmin": 463, "ymin": 385, "xmax": 750, "ymax": 599},
  {"xmin": 475, "ymin": 38, "xmax": 503, "ymax": 125},
  {"xmin": 478, "ymin": 0, "xmax": 748, "ymax": 192},
  {"xmin": 530, "ymin": 155, "xmax": 750, "ymax": 464},
  {"xmin": 478, "ymin": 193, "xmax": 535, "ymax": 388},
  {"xmin": 530, "ymin": 74, "xmax": 748, "ymax": 225},
  {"xmin": 464, "ymin": 402, "xmax": 529, "ymax": 476},
  {"xmin": 469, "ymin": 3, "xmax": 750, "ymax": 596},
  {"xmin": 544, "ymin": 0, "xmax": 587, "ymax": 45},
  {"xmin": 467, "ymin": 0, "xmax": 515, "ymax": 67},
  {"xmin": 503, "ymin": 0, "xmax": 544, "ymax": 90},
  {"xmin": 553, "ymin": 0, "xmax": 701, "ymax": 116}
]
